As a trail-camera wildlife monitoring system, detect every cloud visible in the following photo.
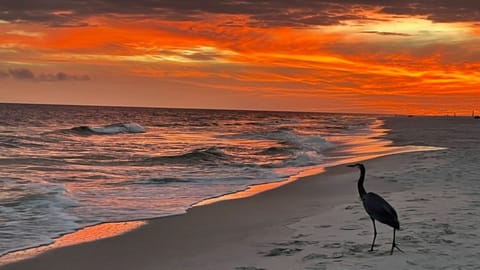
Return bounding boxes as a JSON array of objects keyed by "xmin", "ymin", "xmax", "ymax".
[
  {"xmin": 360, "ymin": 31, "xmax": 412, "ymax": 36},
  {"xmin": 6, "ymin": 30, "xmax": 44, "ymax": 37},
  {"xmin": 4, "ymin": 68, "xmax": 90, "ymax": 81},
  {"xmin": 9, "ymin": 68, "xmax": 35, "ymax": 79},
  {"xmin": 1, "ymin": 1, "xmax": 480, "ymax": 27},
  {"xmin": 37, "ymin": 72, "xmax": 91, "ymax": 81},
  {"xmin": 157, "ymin": 46, "xmax": 236, "ymax": 62}
]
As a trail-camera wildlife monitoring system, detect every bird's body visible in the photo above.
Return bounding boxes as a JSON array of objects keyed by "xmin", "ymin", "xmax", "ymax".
[
  {"xmin": 348, "ymin": 163, "xmax": 402, "ymax": 254},
  {"xmin": 362, "ymin": 192, "xmax": 399, "ymax": 230}
]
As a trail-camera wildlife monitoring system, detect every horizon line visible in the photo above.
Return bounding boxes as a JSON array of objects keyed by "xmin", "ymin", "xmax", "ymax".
[{"xmin": 0, "ymin": 101, "xmax": 389, "ymax": 116}]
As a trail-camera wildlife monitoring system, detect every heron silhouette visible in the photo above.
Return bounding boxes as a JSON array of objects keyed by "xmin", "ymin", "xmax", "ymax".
[{"xmin": 347, "ymin": 163, "xmax": 402, "ymax": 255}]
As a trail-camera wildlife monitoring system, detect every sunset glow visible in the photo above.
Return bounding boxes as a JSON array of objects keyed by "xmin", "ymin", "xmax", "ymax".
[{"xmin": 1, "ymin": 1, "xmax": 480, "ymax": 115}]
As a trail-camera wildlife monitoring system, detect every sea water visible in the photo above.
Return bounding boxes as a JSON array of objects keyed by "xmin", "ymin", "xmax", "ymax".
[{"xmin": 0, "ymin": 103, "xmax": 392, "ymax": 255}]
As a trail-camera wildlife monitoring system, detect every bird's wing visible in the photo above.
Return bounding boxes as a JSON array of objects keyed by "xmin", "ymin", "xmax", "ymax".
[{"xmin": 362, "ymin": 192, "xmax": 399, "ymax": 229}]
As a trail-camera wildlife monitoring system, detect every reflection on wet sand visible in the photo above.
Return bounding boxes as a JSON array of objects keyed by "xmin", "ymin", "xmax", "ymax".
[{"xmin": 0, "ymin": 221, "xmax": 145, "ymax": 266}]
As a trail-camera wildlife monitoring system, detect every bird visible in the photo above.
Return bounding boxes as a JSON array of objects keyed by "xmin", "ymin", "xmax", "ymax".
[{"xmin": 347, "ymin": 163, "xmax": 402, "ymax": 255}]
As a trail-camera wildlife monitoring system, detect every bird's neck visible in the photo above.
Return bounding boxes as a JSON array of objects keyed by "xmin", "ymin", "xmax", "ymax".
[{"xmin": 357, "ymin": 167, "xmax": 367, "ymax": 198}]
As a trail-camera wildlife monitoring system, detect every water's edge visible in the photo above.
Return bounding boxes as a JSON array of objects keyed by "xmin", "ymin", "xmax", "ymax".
[{"xmin": 0, "ymin": 119, "xmax": 445, "ymax": 265}]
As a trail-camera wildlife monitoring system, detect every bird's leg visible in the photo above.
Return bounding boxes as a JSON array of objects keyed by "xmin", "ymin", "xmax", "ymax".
[
  {"xmin": 370, "ymin": 218, "xmax": 377, "ymax": 252},
  {"xmin": 390, "ymin": 228, "xmax": 404, "ymax": 255}
]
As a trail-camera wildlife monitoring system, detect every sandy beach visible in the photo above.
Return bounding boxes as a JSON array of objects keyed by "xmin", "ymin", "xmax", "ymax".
[{"xmin": 2, "ymin": 116, "xmax": 480, "ymax": 270}]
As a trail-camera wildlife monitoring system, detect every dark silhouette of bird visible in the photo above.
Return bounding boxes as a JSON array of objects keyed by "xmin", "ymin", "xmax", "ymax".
[{"xmin": 347, "ymin": 163, "xmax": 402, "ymax": 255}]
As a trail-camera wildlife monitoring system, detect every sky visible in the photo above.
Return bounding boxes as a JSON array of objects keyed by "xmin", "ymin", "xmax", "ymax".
[{"xmin": 1, "ymin": 1, "xmax": 480, "ymax": 115}]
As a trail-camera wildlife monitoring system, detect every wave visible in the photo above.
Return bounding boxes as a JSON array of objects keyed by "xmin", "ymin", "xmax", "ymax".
[
  {"xmin": 258, "ymin": 146, "xmax": 293, "ymax": 155},
  {"xmin": 134, "ymin": 177, "xmax": 193, "ymax": 185},
  {"xmin": 0, "ymin": 179, "xmax": 80, "ymax": 255},
  {"xmin": 0, "ymin": 142, "xmax": 19, "ymax": 149},
  {"xmin": 142, "ymin": 147, "xmax": 230, "ymax": 165},
  {"xmin": 282, "ymin": 150, "xmax": 325, "ymax": 167},
  {"xmin": 0, "ymin": 135, "xmax": 47, "ymax": 149},
  {"xmin": 0, "ymin": 157, "xmax": 67, "ymax": 166},
  {"xmin": 243, "ymin": 130, "xmax": 335, "ymax": 168},
  {"xmin": 109, "ymin": 177, "xmax": 193, "ymax": 186},
  {"xmin": 70, "ymin": 123, "xmax": 145, "ymax": 135},
  {"xmin": 251, "ymin": 119, "xmax": 300, "ymax": 126},
  {"xmin": 226, "ymin": 128, "xmax": 334, "ymax": 151}
]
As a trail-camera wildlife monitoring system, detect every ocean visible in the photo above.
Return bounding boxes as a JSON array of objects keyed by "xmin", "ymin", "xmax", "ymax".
[{"xmin": 0, "ymin": 103, "xmax": 396, "ymax": 255}]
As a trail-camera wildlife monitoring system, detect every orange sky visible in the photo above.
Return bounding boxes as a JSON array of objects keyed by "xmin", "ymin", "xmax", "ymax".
[{"xmin": 1, "ymin": 1, "xmax": 480, "ymax": 115}]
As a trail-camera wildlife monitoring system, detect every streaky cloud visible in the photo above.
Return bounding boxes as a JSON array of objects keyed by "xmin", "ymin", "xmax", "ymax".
[
  {"xmin": 37, "ymin": 72, "xmax": 91, "ymax": 81},
  {"xmin": 360, "ymin": 31, "xmax": 411, "ymax": 36},
  {"xmin": 5, "ymin": 68, "xmax": 90, "ymax": 82}
]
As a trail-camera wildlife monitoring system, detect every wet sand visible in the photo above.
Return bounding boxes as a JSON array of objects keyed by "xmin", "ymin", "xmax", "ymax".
[{"xmin": 2, "ymin": 116, "xmax": 480, "ymax": 270}]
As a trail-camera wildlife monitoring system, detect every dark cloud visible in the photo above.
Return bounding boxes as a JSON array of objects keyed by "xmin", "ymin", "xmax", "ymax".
[
  {"xmin": 0, "ymin": 1, "xmax": 479, "ymax": 27},
  {"xmin": 361, "ymin": 31, "xmax": 412, "ymax": 36},
  {"xmin": 9, "ymin": 68, "xmax": 35, "ymax": 79},
  {"xmin": 182, "ymin": 53, "xmax": 218, "ymax": 61},
  {"xmin": 37, "ymin": 72, "xmax": 91, "ymax": 81},
  {"xmin": 3, "ymin": 68, "xmax": 90, "ymax": 81}
]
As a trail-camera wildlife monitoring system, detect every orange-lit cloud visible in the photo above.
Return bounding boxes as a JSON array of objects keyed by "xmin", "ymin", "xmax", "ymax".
[{"xmin": 1, "ymin": 1, "xmax": 480, "ymax": 115}]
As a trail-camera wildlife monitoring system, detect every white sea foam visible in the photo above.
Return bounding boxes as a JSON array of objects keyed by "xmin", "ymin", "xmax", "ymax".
[
  {"xmin": 90, "ymin": 123, "xmax": 145, "ymax": 134},
  {"xmin": 71, "ymin": 123, "xmax": 145, "ymax": 134}
]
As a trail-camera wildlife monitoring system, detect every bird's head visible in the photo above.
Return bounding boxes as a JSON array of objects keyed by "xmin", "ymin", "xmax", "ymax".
[{"xmin": 347, "ymin": 163, "xmax": 365, "ymax": 170}]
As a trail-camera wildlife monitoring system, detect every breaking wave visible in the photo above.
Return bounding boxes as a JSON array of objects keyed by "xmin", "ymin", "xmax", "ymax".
[
  {"xmin": 70, "ymin": 123, "xmax": 145, "ymax": 135},
  {"xmin": 142, "ymin": 147, "xmax": 230, "ymax": 165}
]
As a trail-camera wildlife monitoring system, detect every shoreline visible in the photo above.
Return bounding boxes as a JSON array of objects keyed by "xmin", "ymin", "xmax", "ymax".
[
  {"xmin": 0, "ymin": 129, "xmax": 440, "ymax": 266},
  {"xmin": 1, "ymin": 150, "xmax": 429, "ymax": 270},
  {"xmin": 0, "ymin": 117, "xmax": 443, "ymax": 268},
  {"xmin": 5, "ymin": 116, "xmax": 478, "ymax": 269}
]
